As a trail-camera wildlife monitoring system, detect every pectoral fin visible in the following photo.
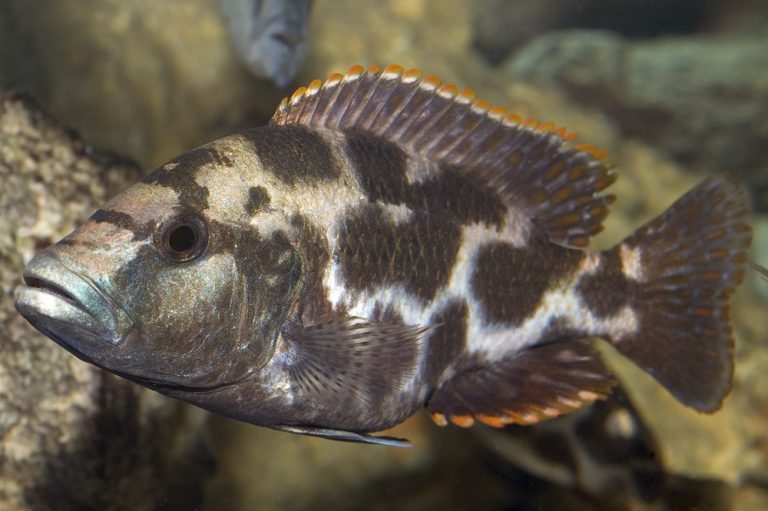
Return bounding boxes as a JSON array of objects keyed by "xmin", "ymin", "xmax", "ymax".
[{"xmin": 283, "ymin": 317, "xmax": 430, "ymax": 409}]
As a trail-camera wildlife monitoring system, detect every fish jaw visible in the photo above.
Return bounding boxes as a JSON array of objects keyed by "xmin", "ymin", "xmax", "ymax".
[{"xmin": 15, "ymin": 251, "xmax": 133, "ymax": 348}]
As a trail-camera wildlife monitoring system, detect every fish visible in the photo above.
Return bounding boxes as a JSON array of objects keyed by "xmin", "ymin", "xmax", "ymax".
[
  {"xmin": 15, "ymin": 64, "xmax": 752, "ymax": 447},
  {"xmin": 224, "ymin": 0, "xmax": 313, "ymax": 87}
]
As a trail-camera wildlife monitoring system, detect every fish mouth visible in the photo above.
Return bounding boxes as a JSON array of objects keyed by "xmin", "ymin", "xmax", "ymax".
[{"xmin": 15, "ymin": 252, "xmax": 133, "ymax": 347}]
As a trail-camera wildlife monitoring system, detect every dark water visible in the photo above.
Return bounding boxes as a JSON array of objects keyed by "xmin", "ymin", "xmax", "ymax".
[{"xmin": 1, "ymin": 1, "xmax": 766, "ymax": 510}]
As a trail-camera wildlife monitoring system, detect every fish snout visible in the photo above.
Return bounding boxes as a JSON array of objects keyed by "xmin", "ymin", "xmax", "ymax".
[{"xmin": 15, "ymin": 252, "xmax": 133, "ymax": 347}]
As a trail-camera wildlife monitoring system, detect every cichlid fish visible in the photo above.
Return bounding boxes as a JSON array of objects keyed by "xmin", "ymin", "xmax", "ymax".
[
  {"xmin": 15, "ymin": 65, "xmax": 752, "ymax": 447},
  {"xmin": 224, "ymin": 0, "xmax": 313, "ymax": 87}
]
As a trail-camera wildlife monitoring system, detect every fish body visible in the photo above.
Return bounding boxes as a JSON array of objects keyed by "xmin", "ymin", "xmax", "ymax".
[{"xmin": 15, "ymin": 65, "xmax": 751, "ymax": 446}]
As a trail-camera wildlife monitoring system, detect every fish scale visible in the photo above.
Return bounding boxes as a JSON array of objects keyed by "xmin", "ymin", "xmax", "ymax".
[{"xmin": 15, "ymin": 64, "xmax": 752, "ymax": 446}]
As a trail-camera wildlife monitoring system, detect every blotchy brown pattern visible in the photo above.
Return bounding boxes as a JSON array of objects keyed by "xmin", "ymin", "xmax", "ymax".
[
  {"xmin": 423, "ymin": 299, "xmax": 469, "ymax": 385},
  {"xmin": 344, "ymin": 129, "xmax": 410, "ymax": 203},
  {"xmin": 245, "ymin": 125, "xmax": 341, "ymax": 185},
  {"xmin": 471, "ymin": 231, "xmax": 583, "ymax": 326},
  {"xmin": 141, "ymin": 146, "xmax": 217, "ymax": 211},
  {"xmin": 337, "ymin": 203, "xmax": 462, "ymax": 302},
  {"xmin": 344, "ymin": 131, "xmax": 507, "ymax": 227},
  {"xmin": 274, "ymin": 65, "xmax": 616, "ymax": 248},
  {"xmin": 577, "ymin": 248, "xmax": 635, "ymax": 318}
]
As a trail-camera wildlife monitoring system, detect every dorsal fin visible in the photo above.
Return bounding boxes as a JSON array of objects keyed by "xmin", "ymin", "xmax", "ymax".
[{"xmin": 272, "ymin": 64, "xmax": 617, "ymax": 247}]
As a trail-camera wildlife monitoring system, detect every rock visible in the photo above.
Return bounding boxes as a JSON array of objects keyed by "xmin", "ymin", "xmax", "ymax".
[
  {"xmin": 305, "ymin": 0, "xmax": 473, "ymax": 84},
  {"xmin": 501, "ymin": 26, "xmax": 768, "ymax": 488},
  {"xmin": 0, "ymin": 0, "xmax": 285, "ymax": 169},
  {"xmin": 504, "ymin": 31, "xmax": 768, "ymax": 209},
  {"xmin": 709, "ymin": 0, "xmax": 768, "ymax": 35},
  {"xmin": 477, "ymin": 387, "xmax": 734, "ymax": 510},
  {"xmin": 0, "ymin": 93, "xmax": 211, "ymax": 511},
  {"xmin": 469, "ymin": 0, "xmax": 716, "ymax": 65},
  {"xmin": 749, "ymin": 216, "xmax": 768, "ymax": 302}
]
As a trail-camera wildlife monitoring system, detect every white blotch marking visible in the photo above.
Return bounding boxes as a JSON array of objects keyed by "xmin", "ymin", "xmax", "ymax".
[
  {"xmin": 188, "ymin": 140, "xmax": 252, "ymax": 224},
  {"xmin": 103, "ymin": 182, "xmax": 178, "ymax": 225},
  {"xmin": 579, "ymin": 252, "xmax": 602, "ymax": 275},
  {"xmin": 467, "ymin": 289, "xmax": 637, "ymax": 360},
  {"xmin": 325, "ymin": 214, "xmax": 640, "ymax": 387},
  {"xmin": 186, "ymin": 131, "xmax": 367, "ymax": 237},
  {"xmin": 605, "ymin": 306, "xmax": 640, "ymax": 340},
  {"xmin": 323, "ymin": 216, "xmax": 643, "ymax": 391},
  {"xmin": 325, "ymin": 221, "xmax": 530, "ymax": 329},
  {"xmin": 620, "ymin": 244, "xmax": 645, "ymax": 282},
  {"xmin": 381, "ymin": 69, "xmax": 401, "ymax": 80},
  {"xmin": 377, "ymin": 202, "xmax": 413, "ymax": 225},
  {"xmin": 402, "ymin": 154, "xmax": 443, "ymax": 186},
  {"xmin": 248, "ymin": 210, "xmax": 291, "ymax": 238},
  {"xmin": 245, "ymin": 129, "xmax": 365, "ymax": 233}
]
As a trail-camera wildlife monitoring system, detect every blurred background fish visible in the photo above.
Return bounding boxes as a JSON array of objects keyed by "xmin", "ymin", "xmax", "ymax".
[{"xmin": 223, "ymin": 0, "xmax": 313, "ymax": 87}]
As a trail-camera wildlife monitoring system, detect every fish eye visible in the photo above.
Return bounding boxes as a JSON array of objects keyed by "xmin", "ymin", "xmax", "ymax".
[{"xmin": 157, "ymin": 208, "xmax": 209, "ymax": 263}]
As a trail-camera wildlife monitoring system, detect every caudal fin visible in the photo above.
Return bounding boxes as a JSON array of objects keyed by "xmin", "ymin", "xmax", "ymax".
[{"xmin": 612, "ymin": 174, "xmax": 751, "ymax": 412}]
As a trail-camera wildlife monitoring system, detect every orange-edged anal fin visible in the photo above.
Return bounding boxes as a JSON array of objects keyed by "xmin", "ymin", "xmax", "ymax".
[
  {"xmin": 426, "ymin": 339, "xmax": 617, "ymax": 428},
  {"xmin": 610, "ymin": 173, "xmax": 751, "ymax": 412},
  {"xmin": 272, "ymin": 64, "xmax": 616, "ymax": 248}
]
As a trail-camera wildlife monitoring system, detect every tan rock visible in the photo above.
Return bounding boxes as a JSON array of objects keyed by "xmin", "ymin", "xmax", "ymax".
[{"xmin": 0, "ymin": 93, "xmax": 210, "ymax": 511}]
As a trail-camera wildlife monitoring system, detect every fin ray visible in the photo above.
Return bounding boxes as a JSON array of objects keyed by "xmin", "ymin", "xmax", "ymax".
[
  {"xmin": 283, "ymin": 317, "xmax": 430, "ymax": 413},
  {"xmin": 272, "ymin": 65, "xmax": 616, "ymax": 247},
  {"xmin": 612, "ymin": 173, "xmax": 751, "ymax": 411},
  {"xmin": 426, "ymin": 339, "xmax": 617, "ymax": 428}
]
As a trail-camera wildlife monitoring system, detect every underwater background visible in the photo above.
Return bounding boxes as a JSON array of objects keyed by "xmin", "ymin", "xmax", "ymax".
[{"xmin": 1, "ymin": 0, "xmax": 767, "ymax": 509}]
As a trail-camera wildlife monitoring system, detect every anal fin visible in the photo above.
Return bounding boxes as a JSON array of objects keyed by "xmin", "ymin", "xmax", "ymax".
[{"xmin": 426, "ymin": 339, "xmax": 616, "ymax": 428}]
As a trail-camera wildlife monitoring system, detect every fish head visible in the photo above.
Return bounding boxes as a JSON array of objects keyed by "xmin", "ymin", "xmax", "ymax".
[{"xmin": 15, "ymin": 142, "xmax": 303, "ymax": 391}]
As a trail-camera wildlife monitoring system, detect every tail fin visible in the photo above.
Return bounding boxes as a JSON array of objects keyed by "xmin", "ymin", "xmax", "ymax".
[{"xmin": 612, "ymin": 174, "xmax": 751, "ymax": 412}]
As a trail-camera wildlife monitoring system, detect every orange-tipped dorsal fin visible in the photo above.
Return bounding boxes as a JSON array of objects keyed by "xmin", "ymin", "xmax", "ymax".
[{"xmin": 272, "ymin": 65, "xmax": 616, "ymax": 248}]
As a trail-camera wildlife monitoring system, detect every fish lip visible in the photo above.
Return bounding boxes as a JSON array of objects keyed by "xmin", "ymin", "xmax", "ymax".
[{"xmin": 15, "ymin": 252, "xmax": 133, "ymax": 346}]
